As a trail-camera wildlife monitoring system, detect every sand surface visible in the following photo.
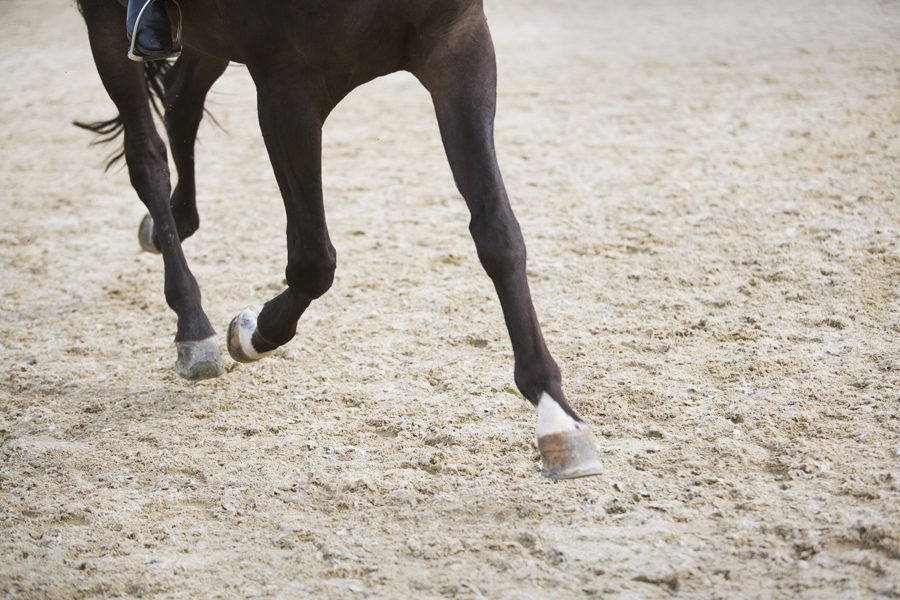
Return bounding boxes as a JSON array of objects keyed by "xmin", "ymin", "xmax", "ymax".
[{"xmin": 1, "ymin": 0, "xmax": 899, "ymax": 597}]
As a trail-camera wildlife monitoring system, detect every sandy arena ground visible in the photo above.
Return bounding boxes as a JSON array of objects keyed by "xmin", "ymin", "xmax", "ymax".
[{"xmin": 1, "ymin": 0, "xmax": 899, "ymax": 597}]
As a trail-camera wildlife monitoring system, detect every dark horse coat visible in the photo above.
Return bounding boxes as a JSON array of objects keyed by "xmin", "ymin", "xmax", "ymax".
[{"xmin": 76, "ymin": 0, "xmax": 602, "ymax": 478}]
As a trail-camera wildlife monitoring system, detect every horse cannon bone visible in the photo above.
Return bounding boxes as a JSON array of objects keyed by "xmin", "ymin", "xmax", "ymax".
[{"xmin": 75, "ymin": 0, "xmax": 603, "ymax": 479}]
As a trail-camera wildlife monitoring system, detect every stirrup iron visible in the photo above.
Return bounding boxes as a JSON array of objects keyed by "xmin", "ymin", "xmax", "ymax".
[{"xmin": 127, "ymin": 0, "xmax": 183, "ymax": 63}]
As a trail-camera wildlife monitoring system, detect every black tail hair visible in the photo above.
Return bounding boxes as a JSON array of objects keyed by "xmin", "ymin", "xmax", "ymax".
[{"xmin": 73, "ymin": 60, "xmax": 172, "ymax": 171}]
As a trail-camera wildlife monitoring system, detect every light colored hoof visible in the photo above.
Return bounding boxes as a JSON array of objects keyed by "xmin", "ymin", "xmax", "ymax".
[
  {"xmin": 227, "ymin": 307, "xmax": 274, "ymax": 363},
  {"xmin": 538, "ymin": 427, "xmax": 603, "ymax": 480},
  {"xmin": 138, "ymin": 214, "xmax": 160, "ymax": 254},
  {"xmin": 175, "ymin": 335, "xmax": 224, "ymax": 380}
]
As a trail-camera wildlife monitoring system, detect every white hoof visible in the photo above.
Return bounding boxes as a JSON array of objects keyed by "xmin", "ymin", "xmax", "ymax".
[
  {"xmin": 538, "ymin": 428, "xmax": 603, "ymax": 479},
  {"xmin": 227, "ymin": 307, "xmax": 275, "ymax": 363},
  {"xmin": 535, "ymin": 392, "xmax": 603, "ymax": 479}
]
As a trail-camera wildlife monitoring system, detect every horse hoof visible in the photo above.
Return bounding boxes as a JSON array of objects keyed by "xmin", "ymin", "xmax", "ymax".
[
  {"xmin": 175, "ymin": 335, "xmax": 224, "ymax": 380},
  {"xmin": 538, "ymin": 427, "xmax": 603, "ymax": 480},
  {"xmin": 227, "ymin": 307, "xmax": 275, "ymax": 363},
  {"xmin": 138, "ymin": 214, "xmax": 160, "ymax": 254}
]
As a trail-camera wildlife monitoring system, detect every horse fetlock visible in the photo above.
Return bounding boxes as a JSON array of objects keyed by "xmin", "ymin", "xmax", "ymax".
[
  {"xmin": 285, "ymin": 253, "xmax": 336, "ymax": 300},
  {"xmin": 514, "ymin": 359, "xmax": 562, "ymax": 406},
  {"xmin": 227, "ymin": 307, "xmax": 276, "ymax": 363}
]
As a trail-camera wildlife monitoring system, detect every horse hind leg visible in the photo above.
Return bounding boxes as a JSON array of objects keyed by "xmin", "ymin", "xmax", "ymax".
[
  {"xmin": 79, "ymin": 0, "xmax": 222, "ymax": 380},
  {"xmin": 139, "ymin": 50, "xmax": 229, "ymax": 253},
  {"xmin": 413, "ymin": 16, "xmax": 601, "ymax": 478}
]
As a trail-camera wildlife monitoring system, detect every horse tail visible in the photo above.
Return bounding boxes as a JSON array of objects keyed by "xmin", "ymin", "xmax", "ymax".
[{"xmin": 73, "ymin": 60, "xmax": 172, "ymax": 171}]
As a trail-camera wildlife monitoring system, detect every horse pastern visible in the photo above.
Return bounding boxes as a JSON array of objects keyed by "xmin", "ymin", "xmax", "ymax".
[{"xmin": 535, "ymin": 391, "xmax": 585, "ymax": 439}]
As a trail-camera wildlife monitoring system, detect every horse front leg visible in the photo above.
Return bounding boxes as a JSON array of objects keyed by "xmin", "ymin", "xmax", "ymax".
[
  {"xmin": 227, "ymin": 75, "xmax": 335, "ymax": 362},
  {"xmin": 416, "ymin": 18, "xmax": 602, "ymax": 478},
  {"xmin": 138, "ymin": 50, "xmax": 229, "ymax": 253},
  {"xmin": 80, "ymin": 0, "xmax": 222, "ymax": 380}
]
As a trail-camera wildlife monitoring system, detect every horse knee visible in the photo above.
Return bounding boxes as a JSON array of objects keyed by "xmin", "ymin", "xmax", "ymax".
[
  {"xmin": 470, "ymin": 216, "xmax": 526, "ymax": 281},
  {"xmin": 124, "ymin": 136, "xmax": 170, "ymax": 201},
  {"xmin": 285, "ymin": 247, "xmax": 336, "ymax": 300}
]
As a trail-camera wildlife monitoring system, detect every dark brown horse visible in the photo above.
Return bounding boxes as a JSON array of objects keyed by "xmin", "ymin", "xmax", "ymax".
[{"xmin": 76, "ymin": 0, "xmax": 602, "ymax": 479}]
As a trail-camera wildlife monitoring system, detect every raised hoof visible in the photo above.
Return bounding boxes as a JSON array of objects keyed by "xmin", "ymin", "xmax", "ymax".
[
  {"xmin": 175, "ymin": 336, "xmax": 224, "ymax": 381},
  {"xmin": 538, "ymin": 427, "xmax": 603, "ymax": 480},
  {"xmin": 138, "ymin": 214, "xmax": 160, "ymax": 254},
  {"xmin": 227, "ymin": 307, "xmax": 274, "ymax": 363}
]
